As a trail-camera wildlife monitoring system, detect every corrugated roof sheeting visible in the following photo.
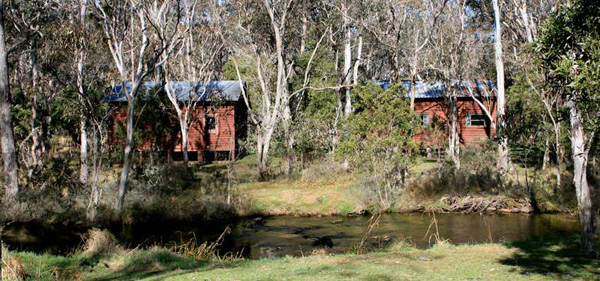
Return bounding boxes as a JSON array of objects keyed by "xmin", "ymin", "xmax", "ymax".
[
  {"xmin": 107, "ymin": 81, "xmax": 245, "ymax": 103},
  {"xmin": 375, "ymin": 80, "xmax": 496, "ymax": 99}
]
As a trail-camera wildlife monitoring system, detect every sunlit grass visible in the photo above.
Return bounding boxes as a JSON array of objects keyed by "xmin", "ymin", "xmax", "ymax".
[
  {"xmin": 9, "ymin": 235, "xmax": 599, "ymax": 281},
  {"xmin": 238, "ymin": 173, "xmax": 360, "ymax": 216}
]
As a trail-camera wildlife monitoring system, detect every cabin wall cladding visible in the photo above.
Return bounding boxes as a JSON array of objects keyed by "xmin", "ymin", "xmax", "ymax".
[
  {"xmin": 383, "ymin": 80, "xmax": 499, "ymax": 148},
  {"xmin": 107, "ymin": 81, "xmax": 247, "ymax": 163},
  {"xmin": 413, "ymin": 98, "xmax": 497, "ymax": 147}
]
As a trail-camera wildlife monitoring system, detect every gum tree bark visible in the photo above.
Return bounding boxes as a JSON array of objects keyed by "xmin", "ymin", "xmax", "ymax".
[
  {"xmin": 77, "ymin": 0, "xmax": 89, "ymax": 184},
  {"xmin": 342, "ymin": 1, "xmax": 352, "ymax": 116},
  {"xmin": 567, "ymin": 96, "xmax": 596, "ymax": 253},
  {"xmin": 0, "ymin": 0, "xmax": 18, "ymax": 199},
  {"xmin": 448, "ymin": 92, "xmax": 460, "ymax": 169},
  {"xmin": 492, "ymin": 0, "xmax": 509, "ymax": 173}
]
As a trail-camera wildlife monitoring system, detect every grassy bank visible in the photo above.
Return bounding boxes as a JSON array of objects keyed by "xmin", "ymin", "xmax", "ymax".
[
  {"xmin": 4, "ymin": 234, "xmax": 598, "ymax": 280},
  {"xmin": 3, "ymin": 153, "xmax": 577, "ymax": 227},
  {"xmin": 222, "ymin": 155, "xmax": 576, "ymax": 216}
]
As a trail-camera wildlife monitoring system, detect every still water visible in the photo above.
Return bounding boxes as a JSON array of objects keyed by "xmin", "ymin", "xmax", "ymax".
[{"xmin": 2, "ymin": 213, "xmax": 579, "ymax": 259}]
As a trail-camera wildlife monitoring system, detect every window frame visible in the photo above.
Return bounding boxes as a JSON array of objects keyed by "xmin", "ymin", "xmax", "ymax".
[
  {"xmin": 466, "ymin": 113, "xmax": 486, "ymax": 127},
  {"xmin": 205, "ymin": 115, "xmax": 218, "ymax": 132},
  {"xmin": 418, "ymin": 114, "xmax": 430, "ymax": 127}
]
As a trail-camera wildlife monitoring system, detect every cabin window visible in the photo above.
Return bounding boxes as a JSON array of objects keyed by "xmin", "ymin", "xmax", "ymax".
[
  {"xmin": 466, "ymin": 114, "xmax": 486, "ymax": 127},
  {"xmin": 419, "ymin": 114, "xmax": 430, "ymax": 126},
  {"xmin": 206, "ymin": 115, "xmax": 217, "ymax": 131}
]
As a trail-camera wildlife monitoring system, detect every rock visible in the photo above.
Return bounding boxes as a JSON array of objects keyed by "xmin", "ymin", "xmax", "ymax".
[
  {"xmin": 510, "ymin": 208, "xmax": 520, "ymax": 213},
  {"xmin": 252, "ymin": 217, "xmax": 264, "ymax": 225},
  {"xmin": 419, "ymin": 257, "xmax": 432, "ymax": 261},
  {"xmin": 312, "ymin": 236, "xmax": 334, "ymax": 248},
  {"xmin": 246, "ymin": 217, "xmax": 265, "ymax": 229},
  {"xmin": 486, "ymin": 207, "xmax": 497, "ymax": 212},
  {"xmin": 520, "ymin": 207, "xmax": 534, "ymax": 213},
  {"xmin": 499, "ymin": 208, "xmax": 512, "ymax": 213},
  {"xmin": 348, "ymin": 210, "xmax": 368, "ymax": 217}
]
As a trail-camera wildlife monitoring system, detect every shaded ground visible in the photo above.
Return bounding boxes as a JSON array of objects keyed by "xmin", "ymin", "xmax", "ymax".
[{"xmin": 500, "ymin": 233, "xmax": 600, "ymax": 279}]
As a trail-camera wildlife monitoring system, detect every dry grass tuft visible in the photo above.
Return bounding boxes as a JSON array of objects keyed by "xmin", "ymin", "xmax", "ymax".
[
  {"xmin": 82, "ymin": 228, "xmax": 120, "ymax": 257},
  {"xmin": 171, "ymin": 226, "xmax": 234, "ymax": 260},
  {"xmin": 311, "ymin": 248, "xmax": 328, "ymax": 256},
  {"xmin": 2, "ymin": 254, "xmax": 27, "ymax": 281},
  {"xmin": 424, "ymin": 212, "xmax": 452, "ymax": 246}
]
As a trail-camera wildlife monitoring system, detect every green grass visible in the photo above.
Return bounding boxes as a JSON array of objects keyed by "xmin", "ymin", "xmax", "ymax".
[
  {"xmin": 227, "ymin": 155, "xmax": 447, "ymax": 216},
  {"xmin": 7, "ymin": 235, "xmax": 599, "ymax": 280},
  {"xmin": 237, "ymin": 172, "xmax": 360, "ymax": 216},
  {"xmin": 176, "ymin": 154, "xmax": 575, "ymax": 217},
  {"xmin": 93, "ymin": 154, "xmax": 576, "ymax": 224}
]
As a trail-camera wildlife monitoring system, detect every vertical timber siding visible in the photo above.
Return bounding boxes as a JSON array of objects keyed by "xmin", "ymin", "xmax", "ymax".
[{"xmin": 414, "ymin": 98, "xmax": 497, "ymax": 146}]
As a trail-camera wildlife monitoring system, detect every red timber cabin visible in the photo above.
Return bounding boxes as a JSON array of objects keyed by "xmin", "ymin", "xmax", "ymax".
[
  {"xmin": 378, "ymin": 80, "xmax": 497, "ymax": 147},
  {"xmin": 108, "ymin": 81, "xmax": 248, "ymax": 163}
]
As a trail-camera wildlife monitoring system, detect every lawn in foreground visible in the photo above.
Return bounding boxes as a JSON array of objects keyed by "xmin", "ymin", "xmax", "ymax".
[{"xmin": 8, "ymin": 235, "xmax": 599, "ymax": 281}]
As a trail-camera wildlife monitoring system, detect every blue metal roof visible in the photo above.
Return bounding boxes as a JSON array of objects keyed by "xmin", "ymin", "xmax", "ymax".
[
  {"xmin": 107, "ymin": 81, "xmax": 245, "ymax": 103},
  {"xmin": 375, "ymin": 80, "xmax": 496, "ymax": 99}
]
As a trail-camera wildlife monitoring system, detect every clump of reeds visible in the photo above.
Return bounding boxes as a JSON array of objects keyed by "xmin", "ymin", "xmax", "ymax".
[
  {"xmin": 170, "ymin": 226, "xmax": 239, "ymax": 260},
  {"xmin": 82, "ymin": 228, "xmax": 120, "ymax": 257},
  {"xmin": 386, "ymin": 238, "xmax": 416, "ymax": 253},
  {"xmin": 424, "ymin": 212, "xmax": 451, "ymax": 246},
  {"xmin": 350, "ymin": 214, "xmax": 382, "ymax": 254}
]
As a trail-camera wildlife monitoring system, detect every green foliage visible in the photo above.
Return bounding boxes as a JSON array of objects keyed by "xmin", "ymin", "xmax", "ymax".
[
  {"xmin": 337, "ymin": 83, "xmax": 418, "ymax": 211},
  {"xmin": 535, "ymin": 0, "xmax": 600, "ymax": 136},
  {"xmin": 337, "ymin": 83, "xmax": 418, "ymax": 169},
  {"xmin": 506, "ymin": 75, "xmax": 548, "ymax": 144},
  {"xmin": 292, "ymin": 44, "xmax": 340, "ymax": 157}
]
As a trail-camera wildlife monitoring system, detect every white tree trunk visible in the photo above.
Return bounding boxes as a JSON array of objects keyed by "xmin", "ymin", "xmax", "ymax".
[
  {"xmin": 116, "ymin": 98, "xmax": 135, "ymax": 213},
  {"xmin": 0, "ymin": 0, "xmax": 18, "ymax": 198},
  {"xmin": 493, "ymin": 0, "xmax": 509, "ymax": 173},
  {"xmin": 87, "ymin": 126, "xmax": 100, "ymax": 220},
  {"xmin": 300, "ymin": 14, "xmax": 307, "ymax": 55},
  {"xmin": 77, "ymin": 0, "xmax": 88, "ymax": 184},
  {"xmin": 257, "ymin": 130, "xmax": 273, "ymax": 179},
  {"xmin": 448, "ymin": 94, "xmax": 460, "ymax": 169},
  {"xmin": 80, "ymin": 117, "xmax": 89, "ymax": 184},
  {"xmin": 343, "ymin": 4, "xmax": 352, "ymax": 116},
  {"xmin": 567, "ymin": 97, "xmax": 596, "ymax": 253},
  {"xmin": 353, "ymin": 35, "xmax": 362, "ymax": 85},
  {"xmin": 542, "ymin": 136, "xmax": 550, "ymax": 170},
  {"xmin": 553, "ymin": 122, "xmax": 561, "ymax": 190},
  {"xmin": 181, "ymin": 124, "xmax": 189, "ymax": 165}
]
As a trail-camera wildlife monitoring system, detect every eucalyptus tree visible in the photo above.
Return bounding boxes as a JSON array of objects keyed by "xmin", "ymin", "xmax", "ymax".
[
  {"xmin": 76, "ymin": 0, "xmax": 90, "ymax": 184},
  {"xmin": 221, "ymin": 0, "xmax": 342, "ymax": 177},
  {"xmin": 160, "ymin": 0, "xmax": 225, "ymax": 166},
  {"xmin": 535, "ymin": 0, "xmax": 600, "ymax": 252},
  {"xmin": 95, "ymin": 0, "xmax": 180, "ymax": 213},
  {"xmin": 0, "ymin": 0, "xmax": 18, "ymax": 199},
  {"xmin": 492, "ymin": 0, "xmax": 509, "ymax": 173},
  {"xmin": 427, "ymin": 1, "xmax": 468, "ymax": 168},
  {"xmin": 405, "ymin": 0, "xmax": 448, "ymax": 111}
]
